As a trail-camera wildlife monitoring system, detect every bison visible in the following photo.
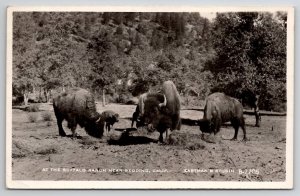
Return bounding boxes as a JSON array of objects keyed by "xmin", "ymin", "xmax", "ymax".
[
  {"xmin": 142, "ymin": 81, "xmax": 181, "ymax": 142},
  {"xmin": 53, "ymin": 88, "xmax": 104, "ymax": 138},
  {"xmin": 131, "ymin": 105, "xmax": 145, "ymax": 128},
  {"xmin": 211, "ymin": 87, "xmax": 261, "ymax": 127},
  {"xmin": 240, "ymin": 89, "xmax": 261, "ymax": 127},
  {"xmin": 198, "ymin": 92, "xmax": 247, "ymax": 141},
  {"xmin": 101, "ymin": 110, "xmax": 119, "ymax": 134},
  {"xmin": 131, "ymin": 105, "xmax": 139, "ymax": 128}
]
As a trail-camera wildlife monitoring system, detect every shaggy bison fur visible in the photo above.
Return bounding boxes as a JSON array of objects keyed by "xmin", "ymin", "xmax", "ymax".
[
  {"xmin": 131, "ymin": 93, "xmax": 148, "ymax": 128},
  {"xmin": 199, "ymin": 92, "xmax": 247, "ymax": 141},
  {"xmin": 53, "ymin": 88, "xmax": 104, "ymax": 138},
  {"xmin": 143, "ymin": 81, "xmax": 181, "ymax": 142}
]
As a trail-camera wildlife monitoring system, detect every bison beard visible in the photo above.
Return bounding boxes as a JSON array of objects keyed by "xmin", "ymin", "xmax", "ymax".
[
  {"xmin": 53, "ymin": 88, "xmax": 104, "ymax": 138},
  {"xmin": 199, "ymin": 92, "xmax": 247, "ymax": 141},
  {"xmin": 143, "ymin": 81, "xmax": 181, "ymax": 143}
]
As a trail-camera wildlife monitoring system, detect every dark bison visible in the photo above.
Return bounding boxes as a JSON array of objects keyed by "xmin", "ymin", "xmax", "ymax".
[
  {"xmin": 211, "ymin": 87, "xmax": 261, "ymax": 127},
  {"xmin": 131, "ymin": 105, "xmax": 145, "ymax": 128},
  {"xmin": 198, "ymin": 92, "xmax": 247, "ymax": 141},
  {"xmin": 143, "ymin": 81, "xmax": 181, "ymax": 142},
  {"xmin": 131, "ymin": 105, "xmax": 139, "ymax": 128},
  {"xmin": 101, "ymin": 110, "xmax": 119, "ymax": 134},
  {"xmin": 53, "ymin": 88, "xmax": 104, "ymax": 138},
  {"xmin": 240, "ymin": 89, "xmax": 261, "ymax": 127},
  {"xmin": 131, "ymin": 93, "xmax": 148, "ymax": 128}
]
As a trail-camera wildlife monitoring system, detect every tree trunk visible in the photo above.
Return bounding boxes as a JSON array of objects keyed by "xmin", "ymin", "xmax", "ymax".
[
  {"xmin": 23, "ymin": 92, "xmax": 29, "ymax": 106},
  {"xmin": 44, "ymin": 90, "xmax": 51, "ymax": 103},
  {"xmin": 254, "ymin": 95, "xmax": 261, "ymax": 127},
  {"xmin": 32, "ymin": 86, "xmax": 37, "ymax": 102},
  {"xmin": 39, "ymin": 87, "xmax": 43, "ymax": 102},
  {"xmin": 47, "ymin": 90, "xmax": 52, "ymax": 103},
  {"xmin": 102, "ymin": 89, "xmax": 106, "ymax": 107}
]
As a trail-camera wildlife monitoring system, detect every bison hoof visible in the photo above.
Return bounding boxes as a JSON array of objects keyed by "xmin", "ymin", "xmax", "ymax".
[
  {"xmin": 158, "ymin": 140, "xmax": 167, "ymax": 145},
  {"xmin": 242, "ymin": 137, "xmax": 248, "ymax": 142},
  {"xmin": 230, "ymin": 137, "xmax": 237, "ymax": 141},
  {"xmin": 72, "ymin": 134, "xmax": 80, "ymax": 140}
]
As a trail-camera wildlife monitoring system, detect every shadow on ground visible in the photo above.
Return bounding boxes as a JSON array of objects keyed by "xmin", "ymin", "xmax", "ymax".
[{"xmin": 108, "ymin": 129, "xmax": 158, "ymax": 145}]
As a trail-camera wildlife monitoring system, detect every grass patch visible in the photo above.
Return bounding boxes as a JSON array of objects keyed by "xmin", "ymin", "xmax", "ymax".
[
  {"xmin": 28, "ymin": 113, "xmax": 39, "ymax": 123},
  {"xmin": 78, "ymin": 137, "xmax": 98, "ymax": 145},
  {"xmin": 46, "ymin": 121, "xmax": 52, "ymax": 127},
  {"xmin": 42, "ymin": 111, "xmax": 52, "ymax": 121},
  {"xmin": 12, "ymin": 140, "xmax": 33, "ymax": 158},
  {"xmin": 167, "ymin": 131, "xmax": 206, "ymax": 150}
]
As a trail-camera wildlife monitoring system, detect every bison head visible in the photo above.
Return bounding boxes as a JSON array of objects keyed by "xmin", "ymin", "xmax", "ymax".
[
  {"xmin": 198, "ymin": 119, "xmax": 212, "ymax": 134},
  {"xmin": 109, "ymin": 113, "xmax": 119, "ymax": 125},
  {"xmin": 143, "ymin": 94, "xmax": 168, "ymax": 131},
  {"xmin": 85, "ymin": 115, "xmax": 105, "ymax": 138},
  {"xmin": 136, "ymin": 116, "xmax": 145, "ymax": 128}
]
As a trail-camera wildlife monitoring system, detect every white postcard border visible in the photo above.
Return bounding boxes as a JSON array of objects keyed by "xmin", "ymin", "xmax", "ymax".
[{"xmin": 6, "ymin": 6, "xmax": 294, "ymax": 189}]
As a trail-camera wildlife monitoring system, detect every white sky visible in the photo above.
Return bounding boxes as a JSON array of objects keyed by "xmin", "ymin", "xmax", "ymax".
[{"xmin": 200, "ymin": 12, "xmax": 217, "ymax": 21}]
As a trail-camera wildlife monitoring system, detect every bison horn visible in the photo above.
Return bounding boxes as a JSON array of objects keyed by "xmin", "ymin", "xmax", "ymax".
[
  {"xmin": 159, "ymin": 95, "xmax": 167, "ymax": 107},
  {"xmin": 95, "ymin": 116, "xmax": 101, "ymax": 123}
]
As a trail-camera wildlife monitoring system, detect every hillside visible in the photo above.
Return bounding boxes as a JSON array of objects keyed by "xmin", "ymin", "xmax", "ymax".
[{"xmin": 13, "ymin": 12, "xmax": 287, "ymax": 111}]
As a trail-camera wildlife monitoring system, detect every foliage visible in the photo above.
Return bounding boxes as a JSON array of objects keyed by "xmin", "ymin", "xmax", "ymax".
[
  {"xmin": 206, "ymin": 12, "xmax": 287, "ymax": 111},
  {"xmin": 12, "ymin": 12, "xmax": 287, "ymax": 111}
]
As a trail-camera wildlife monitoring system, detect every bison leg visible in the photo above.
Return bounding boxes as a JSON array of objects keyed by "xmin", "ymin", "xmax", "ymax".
[
  {"xmin": 172, "ymin": 114, "xmax": 181, "ymax": 130},
  {"xmin": 131, "ymin": 111, "xmax": 137, "ymax": 128},
  {"xmin": 53, "ymin": 109, "xmax": 66, "ymax": 137},
  {"xmin": 159, "ymin": 132, "xmax": 164, "ymax": 143},
  {"xmin": 157, "ymin": 126, "xmax": 165, "ymax": 143},
  {"xmin": 241, "ymin": 118, "xmax": 247, "ymax": 141},
  {"xmin": 230, "ymin": 118, "xmax": 240, "ymax": 141},
  {"xmin": 213, "ymin": 118, "xmax": 221, "ymax": 135},
  {"xmin": 67, "ymin": 119, "xmax": 78, "ymax": 139},
  {"xmin": 165, "ymin": 128, "xmax": 171, "ymax": 143},
  {"xmin": 57, "ymin": 118, "xmax": 66, "ymax": 137},
  {"xmin": 254, "ymin": 106, "xmax": 261, "ymax": 127},
  {"xmin": 177, "ymin": 119, "xmax": 181, "ymax": 130},
  {"xmin": 71, "ymin": 126, "xmax": 78, "ymax": 139},
  {"xmin": 106, "ymin": 123, "xmax": 111, "ymax": 135}
]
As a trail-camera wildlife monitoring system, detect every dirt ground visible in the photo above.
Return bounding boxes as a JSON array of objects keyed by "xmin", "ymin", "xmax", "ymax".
[{"xmin": 11, "ymin": 103, "xmax": 286, "ymax": 181}]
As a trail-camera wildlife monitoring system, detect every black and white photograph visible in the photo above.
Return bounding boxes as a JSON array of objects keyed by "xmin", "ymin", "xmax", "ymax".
[{"xmin": 6, "ymin": 6, "xmax": 294, "ymax": 189}]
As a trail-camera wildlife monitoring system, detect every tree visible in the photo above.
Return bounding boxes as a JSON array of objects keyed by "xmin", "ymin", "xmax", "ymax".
[
  {"xmin": 13, "ymin": 12, "xmax": 95, "ymax": 104},
  {"xmin": 13, "ymin": 12, "xmax": 40, "ymax": 105},
  {"xmin": 87, "ymin": 30, "xmax": 123, "ymax": 106},
  {"xmin": 207, "ymin": 12, "xmax": 287, "ymax": 112},
  {"xmin": 12, "ymin": 11, "xmax": 216, "ymax": 107}
]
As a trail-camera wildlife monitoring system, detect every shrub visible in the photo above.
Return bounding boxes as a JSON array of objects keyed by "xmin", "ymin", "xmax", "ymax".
[
  {"xmin": 28, "ymin": 113, "xmax": 38, "ymax": 123},
  {"xmin": 116, "ymin": 94, "xmax": 131, "ymax": 104},
  {"xmin": 34, "ymin": 145, "xmax": 60, "ymax": 155},
  {"xmin": 12, "ymin": 139, "xmax": 33, "ymax": 158},
  {"xmin": 25, "ymin": 104, "xmax": 40, "ymax": 112},
  {"xmin": 42, "ymin": 112, "xmax": 52, "ymax": 121}
]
